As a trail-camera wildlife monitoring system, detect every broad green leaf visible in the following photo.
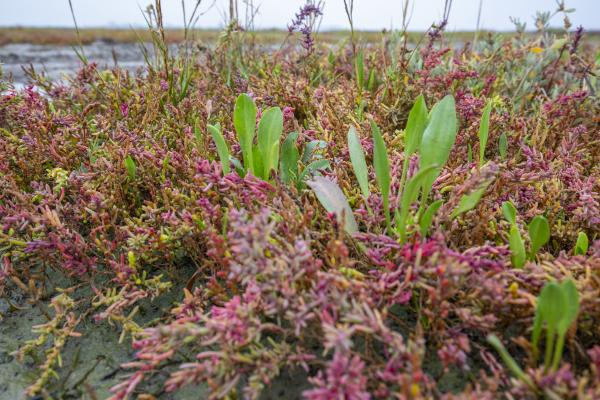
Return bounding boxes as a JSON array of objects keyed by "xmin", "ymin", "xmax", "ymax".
[
  {"xmin": 499, "ymin": 132, "xmax": 508, "ymax": 160},
  {"xmin": 574, "ymin": 232, "xmax": 589, "ymax": 255},
  {"xmin": 252, "ymin": 145, "xmax": 263, "ymax": 180},
  {"xmin": 404, "ymin": 95, "xmax": 428, "ymax": 157},
  {"xmin": 557, "ymin": 279, "xmax": 579, "ymax": 336},
  {"xmin": 538, "ymin": 282, "xmax": 566, "ymax": 334},
  {"xmin": 450, "ymin": 179, "xmax": 492, "ymax": 219},
  {"xmin": 420, "ymin": 199, "xmax": 443, "ymax": 237},
  {"xmin": 280, "ymin": 132, "xmax": 300, "ymax": 185},
  {"xmin": 371, "ymin": 120, "xmax": 391, "ymax": 231},
  {"xmin": 257, "ymin": 107, "xmax": 284, "ymax": 179},
  {"xmin": 307, "ymin": 176, "xmax": 358, "ymax": 235},
  {"xmin": 347, "ymin": 126, "xmax": 370, "ymax": 198},
  {"xmin": 502, "ymin": 201, "xmax": 517, "ymax": 225},
  {"xmin": 233, "ymin": 93, "xmax": 257, "ymax": 175},
  {"xmin": 208, "ymin": 124, "xmax": 230, "ymax": 175},
  {"xmin": 398, "ymin": 165, "xmax": 438, "ymax": 242},
  {"xmin": 528, "ymin": 215, "xmax": 550, "ymax": 258},
  {"xmin": 479, "ymin": 102, "xmax": 492, "ymax": 167},
  {"xmin": 124, "ymin": 155, "xmax": 136, "ymax": 180},
  {"xmin": 509, "ymin": 224, "xmax": 526, "ymax": 268},
  {"xmin": 419, "ymin": 95, "xmax": 458, "ymax": 206}
]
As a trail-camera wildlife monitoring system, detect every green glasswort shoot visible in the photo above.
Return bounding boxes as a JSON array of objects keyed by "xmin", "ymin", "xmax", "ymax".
[
  {"xmin": 371, "ymin": 120, "xmax": 391, "ymax": 232},
  {"xmin": 531, "ymin": 279, "xmax": 580, "ymax": 371},
  {"xmin": 478, "ymin": 101, "xmax": 492, "ymax": 167},
  {"xmin": 528, "ymin": 215, "xmax": 550, "ymax": 260},
  {"xmin": 574, "ymin": 232, "xmax": 589, "ymax": 256},
  {"xmin": 347, "ymin": 126, "xmax": 370, "ymax": 198},
  {"xmin": 208, "ymin": 123, "xmax": 230, "ymax": 175}
]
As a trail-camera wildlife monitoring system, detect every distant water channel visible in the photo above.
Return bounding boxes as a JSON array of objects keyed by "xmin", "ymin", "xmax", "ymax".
[{"xmin": 0, "ymin": 41, "xmax": 160, "ymax": 89}]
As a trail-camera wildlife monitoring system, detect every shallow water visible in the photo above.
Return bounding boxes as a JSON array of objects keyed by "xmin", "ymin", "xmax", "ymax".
[{"xmin": 0, "ymin": 41, "xmax": 152, "ymax": 89}]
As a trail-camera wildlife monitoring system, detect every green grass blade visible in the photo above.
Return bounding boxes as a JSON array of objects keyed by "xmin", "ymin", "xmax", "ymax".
[
  {"xmin": 371, "ymin": 120, "xmax": 391, "ymax": 231},
  {"xmin": 487, "ymin": 334, "xmax": 535, "ymax": 390},
  {"xmin": 479, "ymin": 102, "xmax": 492, "ymax": 167},
  {"xmin": 347, "ymin": 126, "xmax": 370, "ymax": 198},
  {"xmin": 208, "ymin": 123, "xmax": 230, "ymax": 175}
]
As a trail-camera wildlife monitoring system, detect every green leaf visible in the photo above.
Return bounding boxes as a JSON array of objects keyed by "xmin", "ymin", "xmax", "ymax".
[
  {"xmin": 208, "ymin": 124, "xmax": 230, "ymax": 175},
  {"xmin": 502, "ymin": 201, "xmax": 517, "ymax": 225},
  {"xmin": 509, "ymin": 224, "xmax": 526, "ymax": 268},
  {"xmin": 467, "ymin": 143, "xmax": 473, "ymax": 164},
  {"xmin": 574, "ymin": 232, "xmax": 589, "ymax": 256},
  {"xmin": 298, "ymin": 159, "xmax": 331, "ymax": 188},
  {"xmin": 302, "ymin": 140, "xmax": 327, "ymax": 164},
  {"xmin": 420, "ymin": 199, "xmax": 443, "ymax": 238},
  {"xmin": 419, "ymin": 95, "xmax": 458, "ymax": 206},
  {"xmin": 307, "ymin": 176, "xmax": 358, "ymax": 235},
  {"xmin": 233, "ymin": 93, "xmax": 257, "ymax": 175},
  {"xmin": 371, "ymin": 120, "xmax": 391, "ymax": 231},
  {"xmin": 355, "ymin": 49, "xmax": 364, "ymax": 91},
  {"xmin": 557, "ymin": 279, "xmax": 579, "ymax": 336},
  {"xmin": 124, "ymin": 155, "xmax": 136, "ymax": 180},
  {"xmin": 499, "ymin": 132, "xmax": 507, "ymax": 160},
  {"xmin": 347, "ymin": 126, "xmax": 370, "ymax": 198},
  {"xmin": 450, "ymin": 179, "xmax": 492, "ymax": 219},
  {"xmin": 479, "ymin": 102, "xmax": 492, "ymax": 167},
  {"xmin": 257, "ymin": 107, "xmax": 284, "ymax": 179},
  {"xmin": 404, "ymin": 94, "xmax": 428, "ymax": 158},
  {"xmin": 280, "ymin": 132, "xmax": 300, "ymax": 185},
  {"xmin": 528, "ymin": 215, "xmax": 550, "ymax": 258},
  {"xmin": 487, "ymin": 334, "xmax": 534, "ymax": 389},
  {"xmin": 398, "ymin": 165, "xmax": 438, "ymax": 242}
]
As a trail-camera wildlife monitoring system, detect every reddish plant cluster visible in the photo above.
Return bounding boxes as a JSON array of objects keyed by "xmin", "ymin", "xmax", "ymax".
[{"xmin": 1, "ymin": 15, "xmax": 599, "ymax": 399}]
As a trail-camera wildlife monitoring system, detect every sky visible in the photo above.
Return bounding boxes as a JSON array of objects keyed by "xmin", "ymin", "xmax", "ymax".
[{"xmin": 1, "ymin": 0, "xmax": 599, "ymax": 31}]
